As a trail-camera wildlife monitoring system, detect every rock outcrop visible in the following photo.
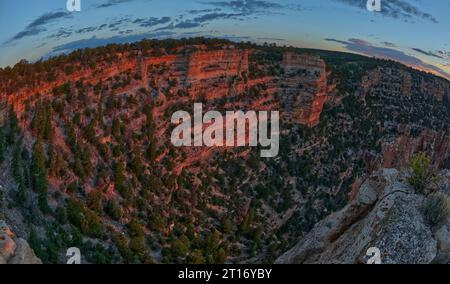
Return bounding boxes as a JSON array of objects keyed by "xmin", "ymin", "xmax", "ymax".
[
  {"xmin": 281, "ymin": 52, "xmax": 328, "ymax": 126},
  {"xmin": 276, "ymin": 169, "xmax": 442, "ymax": 264},
  {"xmin": 187, "ymin": 49, "xmax": 249, "ymax": 83},
  {"xmin": 0, "ymin": 220, "xmax": 42, "ymax": 264},
  {"xmin": 381, "ymin": 128, "xmax": 450, "ymax": 169}
]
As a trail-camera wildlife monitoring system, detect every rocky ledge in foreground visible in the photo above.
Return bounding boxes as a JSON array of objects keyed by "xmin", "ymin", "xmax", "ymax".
[
  {"xmin": 0, "ymin": 220, "xmax": 42, "ymax": 264},
  {"xmin": 276, "ymin": 168, "xmax": 450, "ymax": 264}
]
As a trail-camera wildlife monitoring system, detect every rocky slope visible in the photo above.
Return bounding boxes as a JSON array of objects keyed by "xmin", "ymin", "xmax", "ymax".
[
  {"xmin": 0, "ymin": 220, "xmax": 42, "ymax": 264},
  {"xmin": 276, "ymin": 168, "xmax": 450, "ymax": 264}
]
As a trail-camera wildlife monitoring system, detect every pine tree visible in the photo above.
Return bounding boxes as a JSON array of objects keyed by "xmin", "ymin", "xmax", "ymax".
[
  {"xmin": 0, "ymin": 127, "xmax": 5, "ymax": 163},
  {"xmin": 6, "ymin": 106, "xmax": 18, "ymax": 145},
  {"xmin": 131, "ymin": 148, "xmax": 144, "ymax": 178},
  {"xmin": 12, "ymin": 145, "xmax": 23, "ymax": 183},
  {"xmin": 87, "ymin": 190, "xmax": 102, "ymax": 213},
  {"xmin": 31, "ymin": 139, "xmax": 50, "ymax": 213},
  {"xmin": 16, "ymin": 180, "xmax": 28, "ymax": 206},
  {"xmin": 105, "ymin": 199, "xmax": 122, "ymax": 220}
]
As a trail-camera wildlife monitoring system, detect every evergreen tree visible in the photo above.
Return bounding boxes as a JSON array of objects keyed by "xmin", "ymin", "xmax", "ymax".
[
  {"xmin": 6, "ymin": 106, "xmax": 18, "ymax": 145},
  {"xmin": 31, "ymin": 139, "xmax": 50, "ymax": 213},
  {"xmin": 0, "ymin": 127, "xmax": 5, "ymax": 163}
]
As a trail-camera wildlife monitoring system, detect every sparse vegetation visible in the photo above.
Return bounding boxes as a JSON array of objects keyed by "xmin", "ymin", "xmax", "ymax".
[
  {"xmin": 408, "ymin": 153, "xmax": 439, "ymax": 194},
  {"xmin": 422, "ymin": 192, "xmax": 450, "ymax": 226}
]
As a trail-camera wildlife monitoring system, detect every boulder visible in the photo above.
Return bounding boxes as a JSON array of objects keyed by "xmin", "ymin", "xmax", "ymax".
[
  {"xmin": 0, "ymin": 220, "xmax": 42, "ymax": 264},
  {"xmin": 276, "ymin": 169, "xmax": 438, "ymax": 264}
]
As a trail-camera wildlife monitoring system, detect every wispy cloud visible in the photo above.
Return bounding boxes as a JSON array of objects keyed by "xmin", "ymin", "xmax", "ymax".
[
  {"xmin": 5, "ymin": 11, "xmax": 70, "ymax": 43},
  {"xmin": 325, "ymin": 37, "xmax": 450, "ymax": 79},
  {"xmin": 205, "ymin": 0, "xmax": 283, "ymax": 14},
  {"xmin": 155, "ymin": 12, "xmax": 247, "ymax": 31},
  {"xmin": 96, "ymin": 0, "xmax": 138, "ymax": 8},
  {"xmin": 382, "ymin": 41, "xmax": 396, "ymax": 47},
  {"xmin": 412, "ymin": 48, "xmax": 450, "ymax": 61},
  {"xmin": 193, "ymin": 12, "xmax": 246, "ymax": 22},
  {"xmin": 133, "ymin": 16, "xmax": 171, "ymax": 27},
  {"xmin": 148, "ymin": 0, "xmax": 288, "ymax": 33},
  {"xmin": 336, "ymin": 0, "xmax": 438, "ymax": 23},
  {"xmin": 412, "ymin": 48, "xmax": 444, "ymax": 59}
]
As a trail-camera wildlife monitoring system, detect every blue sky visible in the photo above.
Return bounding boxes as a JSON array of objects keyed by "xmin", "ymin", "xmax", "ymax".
[{"xmin": 0, "ymin": 0, "xmax": 449, "ymax": 79}]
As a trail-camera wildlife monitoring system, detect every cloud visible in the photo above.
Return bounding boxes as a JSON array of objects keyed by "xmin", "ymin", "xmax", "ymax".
[
  {"xmin": 187, "ymin": 8, "xmax": 222, "ymax": 15},
  {"xmin": 436, "ymin": 50, "xmax": 450, "ymax": 60},
  {"xmin": 324, "ymin": 38, "xmax": 348, "ymax": 45},
  {"xmin": 336, "ymin": 0, "xmax": 438, "ymax": 23},
  {"xmin": 48, "ymin": 31, "xmax": 176, "ymax": 55},
  {"xmin": 382, "ymin": 41, "xmax": 396, "ymax": 47},
  {"xmin": 150, "ymin": 0, "xmax": 288, "ymax": 34},
  {"xmin": 348, "ymin": 38, "xmax": 371, "ymax": 46},
  {"xmin": 108, "ymin": 18, "xmax": 128, "ymax": 29},
  {"xmin": 412, "ymin": 48, "xmax": 444, "ymax": 59},
  {"xmin": 205, "ymin": 0, "xmax": 283, "ymax": 14},
  {"xmin": 6, "ymin": 11, "xmax": 70, "ymax": 43},
  {"xmin": 257, "ymin": 37, "xmax": 286, "ymax": 42},
  {"xmin": 76, "ymin": 26, "xmax": 100, "ymax": 34},
  {"xmin": 412, "ymin": 48, "xmax": 450, "ymax": 61},
  {"xmin": 193, "ymin": 12, "xmax": 246, "ymax": 22},
  {"xmin": 324, "ymin": 37, "xmax": 450, "ymax": 80},
  {"xmin": 155, "ymin": 12, "xmax": 247, "ymax": 31},
  {"xmin": 133, "ymin": 17, "xmax": 171, "ymax": 27},
  {"xmin": 174, "ymin": 22, "xmax": 202, "ymax": 29},
  {"xmin": 48, "ymin": 28, "xmax": 74, "ymax": 40},
  {"xmin": 96, "ymin": 0, "xmax": 137, "ymax": 8}
]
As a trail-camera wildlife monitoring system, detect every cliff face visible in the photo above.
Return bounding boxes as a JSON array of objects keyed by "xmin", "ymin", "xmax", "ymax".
[
  {"xmin": 187, "ymin": 49, "xmax": 249, "ymax": 82},
  {"xmin": 0, "ymin": 221, "xmax": 42, "ymax": 264},
  {"xmin": 360, "ymin": 66, "xmax": 450, "ymax": 169},
  {"xmin": 186, "ymin": 49, "xmax": 250, "ymax": 100},
  {"xmin": 276, "ymin": 169, "xmax": 450, "ymax": 264},
  {"xmin": 381, "ymin": 128, "xmax": 450, "ymax": 169},
  {"xmin": 1, "ymin": 47, "xmax": 330, "ymax": 131},
  {"xmin": 362, "ymin": 66, "xmax": 450, "ymax": 102},
  {"xmin": 4, "ymin": 57, "xmax": 139, "ymax": 115},
  {"xmin": 280, "ymin": 52, "xmax": 328, "ymax": 126}
]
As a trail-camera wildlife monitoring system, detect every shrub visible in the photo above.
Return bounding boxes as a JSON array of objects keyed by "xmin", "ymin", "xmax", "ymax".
[
  {"xmin": 423, "ymin": 192, "xmax": 450, "ymax": 226},
  {"xmin": 408, "ymin": 153, "xmax": 438, "ymax": 193}
]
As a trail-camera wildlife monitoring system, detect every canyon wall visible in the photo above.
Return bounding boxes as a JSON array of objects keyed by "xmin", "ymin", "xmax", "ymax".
[
  {"xmin": 187, "ymin": 49, "xmax": 249, "ymax": 83},
  {"xmin": 2, "ymin": 48, "xmax": 332, "ymax": 129},
  {"xmin": 280, "ymin": 52, "xmax": 328, "ymax": 126},
  {"xmin": 2, "ymin": 55, "xmax": 138, "ymax": 114},
  {"xmin": 361, "ymin": 67, "xmax": 450, "ymax": 168}
]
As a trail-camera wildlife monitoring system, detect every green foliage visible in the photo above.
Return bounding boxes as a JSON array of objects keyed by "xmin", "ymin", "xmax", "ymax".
[
  {"xmin": 187, "ymin": 249, "xmax": 205, "ymax": 264},
  {"xmin": 55, "ymin": 207, "xmax": 67, "ymax": 224},
  {"xmin": 30, "ymin": 101, "xmax": 54, "ymax": 141},
  {"xmin": 112, "ymin": 233, "xmax": 133, "ymax": 262},
  {"xmin": 6, "ymin": 106, "xmax": 19, "ymax": 145},
  {"xmin": 408, "ymin": 153, "xmax": 438, "ymax": 193},
  {"xmin": 31, "ymin": 139, "xmax": 50, "ymax": 213},
  {"xmin": 171, "ymin": 236, "xmax": 190, "ymax": 258},
  {"xmin": 67, "ymin": 199, "xmax": 103, "ymax": 237},
  {"xmin": 423, "ymin": 192, "xmax": 450, "ymax": 226},
  {"xmin": 104, "ymin": 199, "xmax": 122, "ymax": 220},
  {"xmin": 0, "ymin": 127, "xmax": 5, "ymax": 163},
  {"xmin": 222, "ymin": 218, "xmax": 233, "ymax": 234},
  {"xmin": 87, "ymin": 190, "xmax": 103, "ymax": 213},
  {"xmin": 129, "ymin": 235, "xmax": 146, "ymax": 257},
  {"xmin": 127, "ymin": 219, "xmax": 144, "ymax": 237}
]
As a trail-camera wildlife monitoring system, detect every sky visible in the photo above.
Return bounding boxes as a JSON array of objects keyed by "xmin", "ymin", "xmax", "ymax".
[{"xmin": 0, "ymin": 0, "xmax": 449, "ymax": 80}]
